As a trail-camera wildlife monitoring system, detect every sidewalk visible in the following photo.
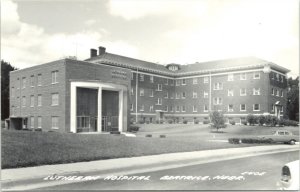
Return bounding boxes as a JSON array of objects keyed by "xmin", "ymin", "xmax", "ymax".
[{"xmin": 1, "ymin": 144, "xmax": 299, "ymax": 190}]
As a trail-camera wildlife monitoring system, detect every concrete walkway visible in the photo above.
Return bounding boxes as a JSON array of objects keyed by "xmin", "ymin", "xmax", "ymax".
[{"xmin": 1, "ymin": 144, "xmax": 299, "ymax": 190}]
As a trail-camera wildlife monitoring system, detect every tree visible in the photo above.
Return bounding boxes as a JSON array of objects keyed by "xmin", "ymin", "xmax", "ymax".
[
  {"xmin": 1, "ymin": 60, "xmax": 18, "ymax": 120},
  {"xmin": 209, "ymin": 111, "xmax": 226, "ymax": 132},
  {"xmin": 286, "ymin": 77, "xmax": 299, "ymax": 121}
]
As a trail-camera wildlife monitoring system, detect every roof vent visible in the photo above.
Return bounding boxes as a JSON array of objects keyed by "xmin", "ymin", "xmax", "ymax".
[{"xmin": 99, "ymin": 46, "xmax": 106, "ymax": 55}]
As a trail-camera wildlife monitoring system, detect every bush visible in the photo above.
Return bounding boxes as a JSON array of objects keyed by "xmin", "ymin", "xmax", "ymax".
[
  {"xmin": 203, "ymin": 120, "xmax": 210, "ymax": 124},
  {"xmin": 155, "ymin": 119, "xmax": 164, "ymax": 124},
  {"xmin": 138, "ymin": 119, "xmax": 144, "ymax": 124},
  {"xmin": 183, "ymin": 120, "xmax": 188, "ymax": 124},
  {"xmin": 228, "ymin": 138, "xmax": 240, "ymax": 144},
  {"xmin": 284, "ymin": 119, "xmax": 299, "ymax": 126},
  {"xmin": 209, "ymin": 111, "xmax": 227, "ymax": 131},
  {"xmin": 247, "ymin": 114, "xmax": 257, "ymax": 125},
  {"xmin": 145, "ymin": 134, "xmax": 152, "ymax": 137},
  {"xmin": 194, "ymin": 119, "xmax": 199, "ymax": 124},
  {"xmin": 241, "ymin": 120, "xmax": 247, "ymax": 125},
  {"xmin": 265, "ymin": 115, "xmax": 272, "ymax": 126},
  {"xmin": 167, "ymin": 119, "xmax": 173, "ymax": 124},
  {"xmin": 128, "ymin": 125, "xmax": 140, "ymax": 132},
  {"xmin": 229, "ymin": 120, "xmax": 235, "ymax": 125},
  {"xmin": 278, "ymin": 119, "xmax": 285, "ymax": 127},
  {"xmin": 159, "ymin": 135, "xmax": 166, "ymax": 138},
  {"xmin": 257, "ymin": 115, "xmax": 266, "ymax": 126},
  {"xmin": 270, "ymin": 116, "xmax": 279, "ymax": 126},
  {"xmin": 241, "ymin": 138, "xmax": 273, "ymax": 144}
]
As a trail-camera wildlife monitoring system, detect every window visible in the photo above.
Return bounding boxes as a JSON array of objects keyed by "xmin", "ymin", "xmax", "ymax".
[
  {"xmin": 164, "ymin": 106, "xmax": 168, "ymax": 112},
  {"xmin": 281, "ymin": 76, "xmax": 284, "ymax": 83},
  {"xmin": 51, "ymin": 71, "xmax": 58, "ymax": 84},
  {"xmin": 157, "ymin": 98, "xmax": 162, "ymax": 105},
  {"xmin": 228, "ymin": 89, "xmax": 234, "ymax": 96},
  {"xmin": 139, "ymin": 74, "xmax": 144, "ymax": 81},
  {"xmin": 30, "ymin": 75, "xmax": 35, "ymax": 87},
  {"xmin": 203, "ymin": 77, "xmax": 209, "ymax": 83},
  {"xmin": 176, "ymin": 106, "xmax": 180, "ymax": 112},
  {"xmin": 16, "ymin": 78, "xmax": 20, "ymax": 89},
  {"xmin": 140, "ymin": 105, "xmax": 144, "ymax": 111},
  {"xmin": 164, "ymin": 92, "xmax": 169, "ymax": 98},
  {"xmin": 37, "ymin": 117, "xmax": 42, "ymax": 128},
  {"xmin": 51, "ymin": 93, "xmax": 59, "ymax": 106},
  {"xmin": 150, "ymin": 75, "xmax": 154, "ymax": 83},
  {"xmin": 181, "ymin": 106, "xmax": 186, "ymax": 112},
  {"xmin": 253, "ymin": 72, "xmax": 260, "ymax": 79},
  {"xmin": 37, "ymin": 74, "xmax": 42, "ymax": 86},
  {"xmin": 164, "ymin": 79, "xmax": 168, "ymax": 85},
  {"xmin": 22, "ymin": 96, "xmax": 26, "ymax": 107},
  {"xmin": 22, "ymin": 77, "xmax": 26, "ymax": 88},
  {"xmin": 276, "ymin": 73, "xmax": 279, "ymax": 81},
  {"xmin": 130, "ymin": 104, "xmax": 133, "ymax": 111},
  {"xmin": 213, "ymin": 97, "xmax": 222, "ymax": 105},
  {"xmin": 30, "ymin": 95, "xmax": 34, "ymax": 107},
  {"xmin": 281, "ymin": 90, "xmax": 284, "ymax": 97},
  {"xmin": 280, "ymin": 106, "xmax": 283, "ymax": 112},
  {"xmin": 51, "ymin": 116, "xmax": 59, "ymax": 129},
  {"xmin": 271, "ymin": 104, "xmax": 275, "ymax": 112},
  {"xmin": 131, "ymin": 72, "xmax": 134, "ymax": 80},
  {"xmin": 182, "ymin": 79, "xmax": 186, "ymax": 85},
  {"xmin": 170, "ymin": 79, "xmax": 174, "ymax": 86},
  {"xmin": 240, "ymin": 104, "xmax": 246, "ymax": 111},
  {"xmin": 176, "ymin": 79, "xmax": 180, "ymax": 86},
  {"xmin": 150, "ymin": 105, "xmax": 154, "ymax": 112},
  {"xmin": 240, "ymin": 73, "xmax": 246, "ymax": 80},
  {"xmin": 16, "ymin": 97, "xmax": 19, "ymax": 108},
  {"xmin": 11, "ymin": 87, "xmax": 15, "ymax": 97},
  {"xmin": 203, "ymin": 91, "xmax": 208, "ymax": 98},
  {"xmin": 193, "ymin": 91, "xmax": 197, "ymax": 98},
  {"xmin": 204, "ymin": 105, "xmax": 208, "ymax": 112},
  {"xmin": 228, "ymin": 74, "xmax": 234, "ymax": 81},
  {"xmin": 170, "ymin": 93, "xmax": 174, "ymax": 99},
  {"xmin": 170, "ymin": 106, "xmax": 173, "ymax": 112},
  {"xmin": 157, "ymin": 84, "xmax": 162, "ymax": 91},
  {"xmin": 253, "ymin": 88, "xmax": 260, "ymax": 95},
  {"xmin": 193, "ymin": 78, "xmax": 198, "ymax": 84},
  {"xmin": 182, "ymin": 92, "xmax": 186, "ymax": 99},
  {"xmin": 228, "ymin": 104, "xmax": 234, "ymax": 112},
  {"xmin": 30, "ymin": 116, "xmax": 34, "ymax": 128},
  {"xmin": 139, "ymin": 88, "xmax": 144, "ymax": 96},
  {"xmin": 176, "ymin": 93, "xmax": 180, "ymax": 99},
  {"xmin": 213, "ymin": 83, "xmax": 223, "ymax": 90},
  {"xmin": 240, "ymin": 88, "xmax": 246, "ymax": 96},
  {"xmin": 131, "ymin": 88, "xmax": 134, "ymax": 96},
  {"xmin": 193, "ymin": 105, "xmax": 197, "ymax": 112},
  {"xmin": 271, "ymin": 88, "xmax": 274, "ymax": 95},
  {"xmin": 150, "ymin": 89, "xmax": 154, "ymax": 97},
  {"xmin": 253, "ymin": 104, "xmax": 260, "ymax": 111},
  {"xmin": 276, "ymin": 89, "xmax": 279, "ymax": 96}
]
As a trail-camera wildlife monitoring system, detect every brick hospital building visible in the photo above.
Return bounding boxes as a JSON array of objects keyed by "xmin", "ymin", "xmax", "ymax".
[{"xmin": 8, "ymin": 46, "xmax": 289, "ymax": 133}]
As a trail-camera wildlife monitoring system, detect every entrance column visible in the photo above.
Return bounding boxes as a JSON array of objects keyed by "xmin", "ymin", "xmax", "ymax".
[
  {"xmin": 118, "ymin": 90, "xmax": 123, "ymax": 132},
  {"xmin": 97, "ymin": 87, "xmax": 102, "ymax": 133}
]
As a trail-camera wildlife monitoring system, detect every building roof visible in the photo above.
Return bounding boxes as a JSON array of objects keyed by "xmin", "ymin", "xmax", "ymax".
[{"xmin": 85, "ymin": 51, "xmax": 290, "ymax": 77}]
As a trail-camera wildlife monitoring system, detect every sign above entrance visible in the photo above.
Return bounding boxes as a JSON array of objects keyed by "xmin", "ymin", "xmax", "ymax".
[{"xmin": 111, "ymin": 70, "xmax": 127, "ymax": 80}]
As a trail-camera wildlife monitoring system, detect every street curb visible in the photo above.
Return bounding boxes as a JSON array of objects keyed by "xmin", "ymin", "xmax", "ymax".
[{"xmin": 1, "ymin": 145, "xmax": 299, "ymax": 190}]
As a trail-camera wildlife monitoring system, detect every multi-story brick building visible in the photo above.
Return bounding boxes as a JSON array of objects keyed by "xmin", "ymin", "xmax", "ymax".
[{"xmin": 8, "ymin": 46, "xmax": 289, "ymax": 133}]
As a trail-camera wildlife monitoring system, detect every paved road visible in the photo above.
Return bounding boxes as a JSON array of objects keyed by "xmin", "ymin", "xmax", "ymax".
[{"xmin": 38, "ymin": 151, "xmax": 299, "ymax": 190}]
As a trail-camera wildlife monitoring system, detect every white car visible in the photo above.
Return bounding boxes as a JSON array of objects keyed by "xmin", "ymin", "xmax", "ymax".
[{"xmin": 278, "ymin": 160, "xmax": 299, "ymax": 190}]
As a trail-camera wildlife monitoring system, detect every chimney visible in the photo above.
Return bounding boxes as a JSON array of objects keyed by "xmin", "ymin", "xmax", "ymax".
[
  {"xmin": 90, "ymin": 49, "xmax": 97, "ymax": 57},
  {"xmin": 98, "ymin": 46, "xmax": 106, "ymax": 55}
]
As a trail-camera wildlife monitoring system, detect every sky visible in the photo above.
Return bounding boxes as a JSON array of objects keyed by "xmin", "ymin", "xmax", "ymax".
[{"xmin": 1, "ymin": 0, "xmax": 299, "ymax": 77}]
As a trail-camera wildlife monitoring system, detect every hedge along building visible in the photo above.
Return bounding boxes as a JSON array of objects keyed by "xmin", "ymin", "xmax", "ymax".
[{"xmin": 9, "ymin": 46, "xmax": 290, "ymax": 132}]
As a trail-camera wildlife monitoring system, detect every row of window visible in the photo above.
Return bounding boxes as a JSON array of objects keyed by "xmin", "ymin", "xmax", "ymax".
[
  {"xmin": 130, "ymin": 104, "xmax": 267, "ymax": 113},
  {"xmin": 271, "ymin": 72, "xmax": 285, "ymax": 83},
  {"xmin": 11, "ymin": 71, "xmax": 58, "ymax": 90},
  {"xmin": 271, "ymin": 88, "xmax": 284, "ymax": 97},
  {"xmin": 131, "ymin": 72, "xmax": 261, "ymax": 84},
  {"xmin": 12, "ymin": 93, "xmax": 59, "ymax": 108},
  {"xmin": 26, "ymin": 116, "xmax": 59, "ymax": 129}
]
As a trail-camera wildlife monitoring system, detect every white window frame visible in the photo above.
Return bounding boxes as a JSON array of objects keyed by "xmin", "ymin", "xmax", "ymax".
[
  {"xmin": 204, "ymin": 105, "xmax": 208, "ymax": 112},
  {"xmin": 130, "ymin": 104, "xmax": 133, "ymax": 111},
  {"xmin": 140, "ymin": 105, "xmax": 144, "ymax": 111},
  {"xmin": 176, "ymin": 79, "xmax": 180, "ymax": 86},
  {"xmin": 213, "ymin": 83, "xmax": 223, "ymax": 90},
  {"xmin": 131, "ymin": 72, "xmax": 134, "ymax": 80},
  {"xmin": 193, "ymin": 91, "xmax": 197, "ymax": 98},
  {"xmin": 213, "ymin": 97, "xmax": 222, "ymax": 105},
  {"xmin": 182, "ymin": 92, "xmax": 186, "ymax": 99},
  {"xmin": 30, "ymin": 95, "xmax": 34, "ymax": 107},
  {"xmin": 164, "ymin": 79, "xmax": 168, "ymax": 85},
  {"xmin": 164, "ymin": 106, "xmax": 168, "ymax": 112},
  {"xmin": 150, "ymin": 105, "xmax": 154, "ymax": 112},
  {"xmin": 253, "ymin": 88, "xmax": 260, "ymax": 95},
  {"xmin": 139, "ymin": 74, "xmax": 144, "ymax": 81},
  {"xmin": 228, "ymin": 104, "xmax": 234, "ymax": 112},
  {"xmin": 30, "ymin": 116, "xmax": 34, "ymax": 128},
  {"xmin": 30, "ymin": 75, "xmax": 35, "ymax": 87},
  {"xmin": 139, "ymin": 88, "xmax": 144, "ymax": 96},
  {"xmin": 203, "ymin": 77, "xmax": 209, "ymax": 84},
  {"xmin": 253, "ymin": 104, "xmax": 260, "ymax": 111},
  {"xmin": 240, "ymin": 73, "xmax": 246, "ymax": 80},
  {"xmin": 240, "ymin": 88, "xmax": 246, "ymax": 96},
  {"xmin": 37, "ymin": 116, "xmax": 42, "ymax": 128},
  {"xmin": 131, "ymin": 88, "xmax": 134, "ymax": 96},
  {"xmin": 156, "ymin": 98, "xmax": 162, "ymax": 105},
  {"xmin": 157, "ymin": 84, "xmax": 162, "ymax": 91},
  {"xmin": 11, "ymin": 87, "xmax": 15, "ymax": 97},
  {"xmin": 37, "ymin": 74, "xmax": 42, "ymax": 86},
  {"xmin": 181, "ymin": 106, "xmax": 186, "ymax": 112},
  {"xmin": 176, "ymin": 93, "xmax": 180, "ymax": 99},
  {"xmin": 51, "ymin": 93, "xmax": 59, "ymax": 106},
  {"xmin": 176, "ymin": 106, "xmax": 180, "ymax": 112},
  {"xmin": 280, "ymin": 106, "xmax": 283, "ymax": 112},
  {"xmin": 281, "ymin": 90, "xmax": 284, "ymax": 97},
  {"xmin": 182, "ymin": 79, "xmax": 186, "ymax": 85},
  {"xmin": 193, "ymin": 105, "xmax": 197, "ymax": 112},
  {"xmin": 253, "ymin": 72, "xmax": 260, "ymax": 79},
  {"xmin": 22, "ymin": 96, "xmax": 26, "ymax": 107},
  {"xmin": 164, "ymin": 92, "xmax": 169, "ymax": 98},
  {"xmin": 228, "ymin": 89, "xmax": 234, "ymax": 96},
  {"xmin": 150, "ymin": 89, "xmax": 154, "ymax": 97},
  {"xmin": 150, "ymin": 75, "xmax": 154, "ymax": 83},
  {"xmin": 204, "ymin": 91, "xmax": 208, "ymax": 98},
  {"xmin": 271, "ymin": 88, "xmax": 274, "ymax": 95},
  {"xmin": 276, "ymin": 89, "xmax": 279, "ymax": 96},
  {"xmin": 51, "ymin": 71, "xmax": 58, "ymax": 84},
  {"xmin": 228, "ymin": 74, "xmax": 234, "ymax": 81},
  {"xmin": 22, "ymin": 77, "xmax": 26, "ymax": 89},
  {"xmin": 51, "ymin": 116, "xmax": 59, "ymax": 129},
  {"xmin": 193, "ymin": 78, "xmax": 198, "ymax": 84},
  {"xmin": 240, "ymin": 104, "xmax": 246, "ymax": 111}
]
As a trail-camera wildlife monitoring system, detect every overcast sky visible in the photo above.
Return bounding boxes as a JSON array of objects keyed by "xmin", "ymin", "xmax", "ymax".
[{"xmin": 1, "ymin": 0, "xmax": 299, "ymax": 77}]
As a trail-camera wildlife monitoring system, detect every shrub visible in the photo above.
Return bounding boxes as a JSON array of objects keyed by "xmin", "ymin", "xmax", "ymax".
[
  {"xmin": 265, "ymin": 115, "xmax": 272, "ymax": 126},
  {"xmin": 257, "ymin": 115, "xmax": 266, "ymax": 126},
  {"xmin": 159, "ymin": 135, "xmax": 166, "ymax": 138},
  {"xmin": 270, "ymin": 116, "xmax": 279, "ymax": 127},
  {"xmin": 145, "ymin": 134, "xmax": 152, "ymax": 137},
  {"xmin": 203, "ymin": 120, "xmax": 210, "ymax": 124},
  {"xmin": 229, "ymin": 120, "xmax": 235, "ymax": 125},
  {"xmin": 241, "ymin": 120, "xmax": 247, "ymax": 125},
  {"xmin": 138, "ymin": 119, "xmax": 144, "ymax": 124},
  {"xmin": 128, "ymin": 125, "xmax": 140, "ymax": 132},
  {"xmin": 183, "ymin": 120, "xmax": 188, "ymax": 124},
  {"xmin": 241, "ymin": 138, "xmax": 273, "ymax": 144},
  {"xmin": 35, "ymin": 128, "xmax": 42, "ymax": 132},
  {"xmin": 278, "ymin": 119, "xmax": 285, "ymax": 127},
  {"xmin": 228, "ymin": 138, "xmax": 240, "ymax": 144},
  {"xmin": 284, "ymin": 119, "xmax": 299, "ymax": 126},
  {"xmin": 194, "ymin": 119, "xmax": 199, "ymax": 124},
  {"xmin": 247, "ymin": 114, "xmax": 257, "ymax": 125},
  {"xmin": 209, "ymin": 111, "xmax": 227, "ymax": 131},
  {"xmin": 167, "ymin": 119, "xmax": 173, "ymax": 124}
]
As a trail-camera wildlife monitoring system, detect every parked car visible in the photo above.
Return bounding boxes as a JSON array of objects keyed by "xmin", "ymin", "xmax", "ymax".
[
  {"xmin": 278, "ymin": 160, "xmax": 299, "ymax": 190},
  {"xmin": 259, "ymin": 130, "xmax": 298, "ymax": 145}
]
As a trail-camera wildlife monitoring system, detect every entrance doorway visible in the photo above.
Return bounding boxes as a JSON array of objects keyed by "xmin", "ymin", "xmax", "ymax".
[{"xmin": 102, "ymin": 90, "xmax": 119, "ymax": 132}]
